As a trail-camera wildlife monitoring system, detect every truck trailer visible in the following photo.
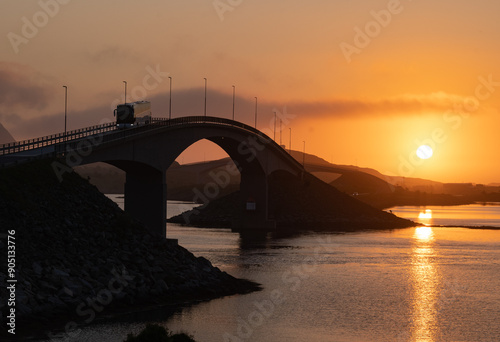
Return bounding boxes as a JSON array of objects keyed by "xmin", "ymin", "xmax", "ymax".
[{"xmin": 114, "ymin": 101, "xmax": 152, "ymax": 129}]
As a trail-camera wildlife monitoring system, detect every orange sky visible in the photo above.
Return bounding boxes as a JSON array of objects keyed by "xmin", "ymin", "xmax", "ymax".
[{"xmin": 1, "ymin": 0, "xmax": 500, "ymax": 183}]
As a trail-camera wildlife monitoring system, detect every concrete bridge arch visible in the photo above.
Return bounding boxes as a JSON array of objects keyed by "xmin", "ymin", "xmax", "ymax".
[{"xmin": 76, "ymin": 117, "xmax": 304, "ymax": 237}]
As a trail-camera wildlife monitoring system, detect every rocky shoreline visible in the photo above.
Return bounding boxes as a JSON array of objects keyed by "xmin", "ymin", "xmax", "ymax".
[
  {"xmin": 169, "ymin": 170, "xmax": 416, "ymax": 231},
  {"xmin": 0, "ymin": 160, "xmax": 259, "ymax": 341}
]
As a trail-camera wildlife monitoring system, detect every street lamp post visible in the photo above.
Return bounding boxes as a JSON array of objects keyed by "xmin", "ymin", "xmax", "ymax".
[
  {"xmin": 254, "ymin": 97, "xmax": 258, "ymax": 128},
  {"xmin": 279, "ymin": 119, "xmax": 282, "ymax": 145},
  {"xmin": 289, "ymin": 128, "xmax": 292, "ymax": 154},
  {"xmin": 123, "ymin": 81, "xmax": 127, "ymax": 104},
  {"xmin": 232, "ymin": 85, "xmax": 235, "ymax": 121},
  {"xmin": 273, "ymin": 111, "xmax": 277, "ymax": 141},
  {"xmin": 63, "ymin": 85, "xmax": 67, "ymax": 142},
  {"xmin": 302, "ymin": 140, "xmax": 306, "ymax": 167},
  {"xmin": 204, "ymin": 78, "xmax": 207, "ymax": 117},
  {"xmin": 168, "ymin": 76, "xmax": 172, "ymax": 119}
]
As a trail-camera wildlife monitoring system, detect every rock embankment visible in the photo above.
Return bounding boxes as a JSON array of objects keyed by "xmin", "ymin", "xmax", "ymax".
[
  {"xmin": 169, "ymin": 170, "xmax": 415, "ymax": 230},
  {"xmin": 0, "ymin": 160, "xmax": 259, "ymax": 340}
]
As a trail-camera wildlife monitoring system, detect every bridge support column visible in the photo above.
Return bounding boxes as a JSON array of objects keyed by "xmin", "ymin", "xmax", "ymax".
[
  {"xmin": 235, "ymin": 170, "xmax": 276, "ymax": 230},
  {"xmin": 124, "ymin": 169, "xmax": 166, "ymax": 238}
]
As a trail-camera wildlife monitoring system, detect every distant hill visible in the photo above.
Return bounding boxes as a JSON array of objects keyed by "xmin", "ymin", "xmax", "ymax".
[
  {"xmin": 294, "ymin": 150, "xmax": 500, "ymax": 207},
  {"xmin": 0, "ymin": 123, "xmax": 15, "ymax": 144},
  {"xmin": 74, "ymin": 162, "xmax": 126, "ymax": 194},
  {"xmin": 74, "ymin": 149, "xmax": 500, "ymax": 208},
  {"xmin": 164, "ymin": 159, "xmax": 240, "ymax": 201},
  {"xmin": 329, "ymin": 171, "xmax": 394, "ymax": 195},
  {"xmin": 286, "ymin": 148, "xmax": 445, "ymax": 192},
  {"xmin": 75, "ymin": 159, "xmax": 240, "ymax": 200}
]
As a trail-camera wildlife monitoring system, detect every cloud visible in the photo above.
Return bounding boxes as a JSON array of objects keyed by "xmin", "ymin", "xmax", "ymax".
[
  {"xmin": 0, "ymin": 112, "xmax": 22, "ymax": 125},
  {"xmin": 10, "ymin": 104, "xmax": 114, "ymax": 139},
  {"xmin": 285, "ymin": 92, "xmax": 473, "ymax": 119},
  {"xmin": 7, "ymin": 88, "xmax": 477, "ymax": 141},
  {"xmin": 146, "ymin": 89, "xmax": 475, "ymax": 125},
  {"xmin": 0, "ymin": 62, "xmax": 54, "ymax": 110},
  {"xmin": 145, "ymin": 89, "xmax": 473, "ymax": 121},
  {"xmin": 86, "ymin": 46, "xmax": 143, "ymax": 65}
]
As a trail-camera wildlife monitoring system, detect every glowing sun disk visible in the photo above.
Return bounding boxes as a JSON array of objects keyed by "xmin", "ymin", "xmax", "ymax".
[{"xmin": 416, "ymin": 145, "xmax": 433, "ymax": 159}]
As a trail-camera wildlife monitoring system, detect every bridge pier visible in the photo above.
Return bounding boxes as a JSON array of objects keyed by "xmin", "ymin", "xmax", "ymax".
[
  {"xmin": 72, "ymin": 120, "xmax": 305, "ymax": 237},
  {"xmin": 124, "ymin": 168, "xmax": 166, "ymax": 238},
  {"xmin": 235, "ymin": 170, "xmax": 276, "ymax": 230}
]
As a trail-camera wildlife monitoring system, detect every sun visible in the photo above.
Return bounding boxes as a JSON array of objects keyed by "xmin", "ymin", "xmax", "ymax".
[{"xmin": 416, "ymin": 145, "xmax": 433, "ymax": 160}]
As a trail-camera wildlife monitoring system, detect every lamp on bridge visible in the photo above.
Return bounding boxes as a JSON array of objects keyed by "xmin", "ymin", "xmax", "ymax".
[
  {"xmin": 279, "ymin": 118, "xmax": 282, "ymax": 145},
  {"xmin": 303, "ymin": 140, "xmax": 306, "ymax": 166},
  {"xmin": 273, "ymin": 111, "xmax": 277, "ymax": 141},
  {"xmin": 204, "ymin": 77, "xmax": 207, "ymax": 117},
  {"xmin": 168, "ymin": 76, "xmax": 172, "ymax": 120},
  {"xmin": 254, "ymin": 97, "xmax": 258, "ymax": 128},
  {"xmin": 63, "ymin": 85, "xmax": 67, "ymax": 143},
  {"xmin": 123, "ymin": 81, "xmax": 127, "ymax": 104},
  {"xmin": 232, "ymin": 85, "xmax": 235, "ymax": 121}
]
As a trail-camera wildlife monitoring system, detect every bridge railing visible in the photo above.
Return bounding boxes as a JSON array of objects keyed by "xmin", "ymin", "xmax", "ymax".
[
  {"xmin": 150, "ymin": 116, "xmax": 305, "ymax": 171},
  {"xmin": 151, "ymin": 116, "xmax": 258, "ymax": 132},
  {"xmin": 0, "ymin": 122, "xmax": 116, "ymax": 156},
  {"xmin": 56, "ymin": 119, "xmax": 166, "ymax": 154},
  {"xmin": 151, "ymin": 116, "xmax": 281, "ymax": 144},
  {"xmin": 0, "ymin": 116, "xmax": 277, "ymax": 157},
  {"xmin": 1, "ymin": 116, "xmax": 305, "ymax": 172}
]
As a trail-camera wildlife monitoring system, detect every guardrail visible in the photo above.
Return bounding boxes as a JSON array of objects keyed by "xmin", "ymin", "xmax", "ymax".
[
  {"xmin": 150, "ymin": 116, "xmax": 304, "ymax": 171},
  {"xmin": 0, "ymin": 116, "xmax": 305, "ymax": 172},
  {"xmin": 0, "ymin": 117, "xmax": 244, "ymax": 157},
  {"xmin": 149, "ymin": 116, "xmax": 305, "ymax": 171},
  {"xmin": 0, "ymin": 122, "xmax": 117, "ymax": 156},
  {"xmin": 55, "ymin": 116, "xmax": 243, "ymax": 153}
]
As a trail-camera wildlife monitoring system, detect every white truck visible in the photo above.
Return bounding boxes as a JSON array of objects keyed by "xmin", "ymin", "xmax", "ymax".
[{"xmin": 114, "ymin": 101, "xmax": 152, "ymax": 129}]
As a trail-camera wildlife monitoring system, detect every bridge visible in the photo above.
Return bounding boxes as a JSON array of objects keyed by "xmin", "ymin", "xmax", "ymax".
[{"xmin": 0, "ymin": 117, "xmax": 305, "ymax": 237}]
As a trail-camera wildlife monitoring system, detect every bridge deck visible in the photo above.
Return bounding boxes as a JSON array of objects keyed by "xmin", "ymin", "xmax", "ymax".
[{"xmin": 0, "ymin": 117, "xmax": 304, "ymax": 172}]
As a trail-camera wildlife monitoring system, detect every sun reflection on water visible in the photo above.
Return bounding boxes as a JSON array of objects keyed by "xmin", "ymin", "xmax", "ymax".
[
  {"xmin": 410, "ymin": 226, "xmax": 439, "ymax": 342},
  {"xmin": 418, "ymin": 209, "xmax": 433, "ymax": 225},
  {"xmin": 414, "ymin": 226, "xmax": 434, "ymax": 242}
]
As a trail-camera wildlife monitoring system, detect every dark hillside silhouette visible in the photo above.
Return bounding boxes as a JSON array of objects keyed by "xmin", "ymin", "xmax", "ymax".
[{"xmin": 0, "ymin": 123, "xmax": 15, "ymax": 144}]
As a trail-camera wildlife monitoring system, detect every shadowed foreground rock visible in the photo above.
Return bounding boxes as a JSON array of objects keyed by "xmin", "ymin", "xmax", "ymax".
[
  {"xmin": 169, "ymin": 170, "xmax": 415, "ymax": 230},
  {"xmin": 0, "ymin": 160, "xmax": 259, "ymax": 340}
]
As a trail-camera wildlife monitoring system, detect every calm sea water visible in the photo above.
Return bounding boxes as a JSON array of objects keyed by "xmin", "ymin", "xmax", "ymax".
[
  {"xmin": 388, "ymin": 203, "xmax": 500, "ymax": 227},
  {"xmin": 43, "ymin": 201, "xmax": 500, "ymax": 342}
]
